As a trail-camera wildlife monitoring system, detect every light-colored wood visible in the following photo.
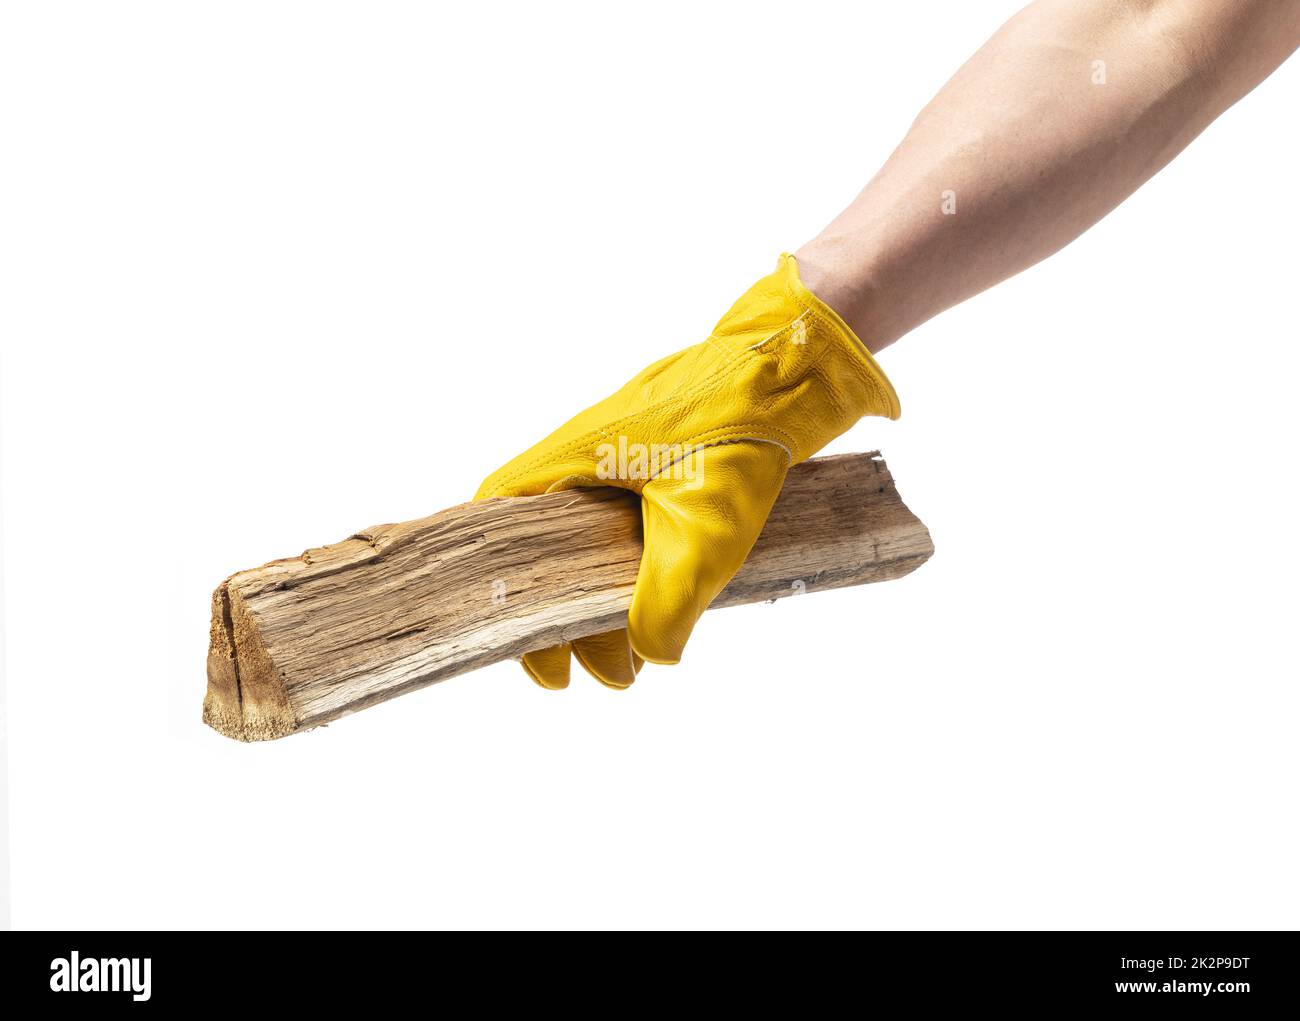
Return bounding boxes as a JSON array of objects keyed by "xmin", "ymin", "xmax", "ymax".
[{"xmin": 203, "ymin": 451, "xmax": 933, "ymax": 741}]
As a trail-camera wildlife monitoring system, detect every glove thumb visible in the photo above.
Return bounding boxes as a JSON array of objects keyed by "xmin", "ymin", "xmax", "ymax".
[{"xmin": 627, "ymin": 441, "xmax": 789, "ymax": 665}]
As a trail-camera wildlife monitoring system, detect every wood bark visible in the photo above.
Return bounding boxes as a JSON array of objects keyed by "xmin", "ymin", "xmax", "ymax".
[{"xmin": 204, "ymin": 451, "xmax": 933, "ymax": 741}]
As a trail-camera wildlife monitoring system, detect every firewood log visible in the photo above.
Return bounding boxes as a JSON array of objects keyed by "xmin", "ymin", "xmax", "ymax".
[{"xmin": 204, "ymin": 452, "xmax": 932, "ymax": 741}]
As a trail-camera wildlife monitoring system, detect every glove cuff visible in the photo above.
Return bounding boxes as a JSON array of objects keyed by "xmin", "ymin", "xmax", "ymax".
[{"xmin": 776, "ymin": 252, "xmax": 901, "ymax": 421}]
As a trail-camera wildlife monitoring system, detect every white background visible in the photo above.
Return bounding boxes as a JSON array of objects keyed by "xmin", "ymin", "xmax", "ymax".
[{"xmin": 1, "ymin": 1, "xmax": 1296, "ymax": 930}]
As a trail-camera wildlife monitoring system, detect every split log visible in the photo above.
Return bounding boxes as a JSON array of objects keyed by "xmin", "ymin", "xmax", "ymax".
[{"xmin": 204, "ymin": 451, "xmax": 933, "ymax": 742}]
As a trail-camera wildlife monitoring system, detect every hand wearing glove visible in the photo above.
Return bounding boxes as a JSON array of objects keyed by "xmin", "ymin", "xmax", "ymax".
[{"xmin": 475, "ymin": 253, "xmax": 900, "ymax": 689}]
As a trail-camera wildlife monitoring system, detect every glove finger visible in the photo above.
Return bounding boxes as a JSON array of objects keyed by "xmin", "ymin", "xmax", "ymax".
[
  {"xmin": 572, "ymin": 628, "xmax": 641, "ymax": 689},
  {"xmin": 520, "ymin": 644, "xmax": 572, "ymax": 690},
  {"xmin": 628, "ymin": 441, "xmax": 789, "ymax": 665}
]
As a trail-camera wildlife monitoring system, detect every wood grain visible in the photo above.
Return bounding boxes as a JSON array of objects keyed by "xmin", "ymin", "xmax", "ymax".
[{"xmin": 203, "ymin": 451, "xmax": 933, "ymax": 741}]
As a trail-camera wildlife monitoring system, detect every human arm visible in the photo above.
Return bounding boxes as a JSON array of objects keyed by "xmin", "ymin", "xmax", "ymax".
[
  {"xmin": 796, "ymin": 0, "xmax": 1300, "ymax": 352},
  {"xmin": 479, "ymin": 0, "xmax": 1298, "ymax": 689}
]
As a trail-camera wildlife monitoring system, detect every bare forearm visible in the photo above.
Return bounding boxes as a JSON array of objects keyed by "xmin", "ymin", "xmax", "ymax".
[{"xmin": 797, "ymin": 0, "xmax": 1300, "ymax": 352}]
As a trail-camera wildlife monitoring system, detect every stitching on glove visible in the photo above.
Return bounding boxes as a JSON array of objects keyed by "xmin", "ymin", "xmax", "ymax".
[
  {"xmin": 485, "ymin": 336, "xmax": 793, "ymax": 494},
  {"xmin": 485, "ymin": 300, "xmax": 881, "ymax": 495},
  {"xmin": 640, "ymin": 435, "xmax": 794, "ymax": 488}
]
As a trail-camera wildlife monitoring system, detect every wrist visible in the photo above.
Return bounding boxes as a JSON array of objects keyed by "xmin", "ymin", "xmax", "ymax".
[{"xmin": 794, "ymin": 238, "xmax": 896, "ymax": 354}]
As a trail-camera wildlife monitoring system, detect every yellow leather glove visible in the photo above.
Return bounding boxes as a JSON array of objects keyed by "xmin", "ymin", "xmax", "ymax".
[{"xmin": 475, "ymin": 253, "xmax": 900, "ymax": 689}]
